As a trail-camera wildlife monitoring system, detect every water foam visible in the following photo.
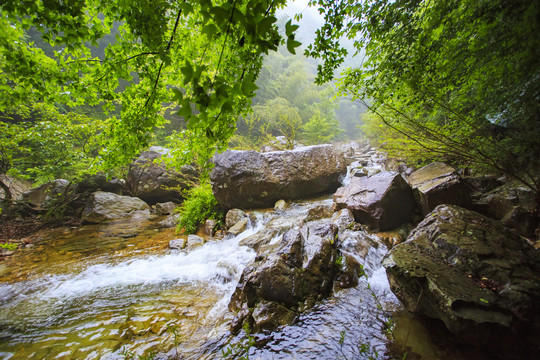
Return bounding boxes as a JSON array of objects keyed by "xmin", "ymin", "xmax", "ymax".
[{"xmin": 0, "ymin": 221, "xmax": 262, "ymax": 307}]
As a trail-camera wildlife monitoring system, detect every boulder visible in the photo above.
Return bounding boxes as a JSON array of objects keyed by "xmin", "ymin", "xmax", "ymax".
[
  {"xmin": 331, "ymin": 208, "xmax": 355, "ymax": 232},
  {"xmin": 239, "ymin": 216, "xmax": 300, "ymax": 251},
  {"xmin": 229, "ymin": 222, "xmax": 339, "ymax": 333},
  {"xmin": 227, "ymin": 218, "xmax": 249, "ymax": 236},
  {"xmin": 126, "ymin": 147, "xmax": 198, "ymax": 205},
  {"xmin": 81, "ymin": 191, "xmax": 150, "ymax": 223},
  {"xmin": 305, "ymin": 203, "xmax": 334, "ymax": 222},
  {"xmin": 22, "ymin": 179, "xmax": 70, "ymax": 207},
  {"xmin": 203, "ymin": 219, "xmax": 218, "ymax": 236},
  {"xmin": 187, "ymin": 234, "xmax": 204, "ymax": 248},
  {"xmin": 335, "ymin": 228, "xmax": 382, "ymax": 289},
  {"xmin": 169, "ymin": 238, "xmax": 187, "ymax": 250},
  {"xmin": 74, "ymin": 173, "xmax": 123, "ymax": 195},
  {"xmin": 473, "ymin": 180, "xmax": 537, "ymax": 238},
  {"xmin": 383, "ymin": 205, "xmax": 540, "ymax": 357},
  {"xmin": 210, "ymin": 145, "xmax": 347, "ymax": 210},
  {"xmin": 225, "ymin": 208, "xmax": 247, "ymax": 229},
  {"xmin": 333, "ymin": 171, "xmax": 416, "ymax": 231},
  {"xmin": 154, "ymin": 201, "xmax": 178, "ymax": 215},
  {"xmin": 0, "ymin": 175, "xmax": 31, "ymax": 201},
  {"xmin": 252, "ymin": 301, "xmax": 296, "ymax": 332},
  {"xmin": 274, "ymin": 199, "xmax": 289, "ymax": 211},
  {"xmin": 158, "ymin": 213, "xmax": 180, "ymax": 228},
  {"xmin": 407, "ymin": 162, "xmax": 470, "ymax": 215}
]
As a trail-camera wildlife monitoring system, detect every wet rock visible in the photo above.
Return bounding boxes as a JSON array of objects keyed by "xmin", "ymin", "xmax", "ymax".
[
  {"xmin": 155, "ymin": 201, "xmax": 178, "ymax": 215},
  {"xmin": 228, "ymin": 218, "xmax": 249, "ymax": 236},
  {"xmin": 335, "ymin": 228, "xmax": 383, "ymax": 290},
  {"xmin": 203, "ymin": 219, "xmax": 218, "ymax": 236},
  {"xmin": 230, "ymin": 222, "xmax": 338, "ymax": 332},
  {"xmin": 225, "ymin": 208, "xmax": 247, "ymax": 229},
  {"xmin": 274, "ymin": 199, "xmax": 289, "ymax": 211},
  {"xmin": 407, "ymin": 162, "xmax": 470, "ymax": 215},
  {"xmin": 211, "ymin": 145, "xmax": 347, "ymax": 210},
  {"xmin": 463, "ymin": 175, "xmax": 504, "ymax": 199},
  {"xmin": 331, "ymin": 208, "xmax": 355, "ymax": 232},
  {"xmin": 187, "ymin": 234, "xmax": 204, "ymax": 248},
  {"xmin": 81, "ymin": 191, "xmax": 150, "ymax": 223},
  {"xmin": 22, "ymin": 179, "xmax": 70, "ymax": 208},
  {"xmin": 169, "ymin": 238, "xmax": 187, "ymax": 250},
  {"xmin": 252, "ymin": 301, "xmax": 296, "ymax": 332},
  {"xmin": 473, "ymin": 181, "xmax": 537, "ymax": 238},
  {"xmin": 334, "ymin": 171, "xmax": 416, "ymax": 231},
  {"xmin": 383, "ymin": 205, "xmax": 540, "ymax": 357},
  {"xmin": 239, "ymin": 216, "xmax": 299, "ymax": 251},
  {"xmin": 75, "ymin": 173, "xmax": 123, "ymax": 195},
  {"xmin": 126, "ymin": 147, "xmax": 198, "ymax": 205},
  {"xmin": 158, "ymin": 213, "xmax": 180, "ymax": 228},
  {"xmin": 305, "ymin": 204, "xmax": 334, "ymax": 222}
]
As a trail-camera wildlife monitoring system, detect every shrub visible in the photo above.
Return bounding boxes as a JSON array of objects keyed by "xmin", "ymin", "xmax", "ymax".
[{"xmin": 177, "ymin": 182, "xmax": 223, "ymax": 234}]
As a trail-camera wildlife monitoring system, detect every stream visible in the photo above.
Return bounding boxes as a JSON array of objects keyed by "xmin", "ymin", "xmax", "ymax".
[{"xmin": 1, "ymin": 171, "xmax": 491, "ymax": 359}]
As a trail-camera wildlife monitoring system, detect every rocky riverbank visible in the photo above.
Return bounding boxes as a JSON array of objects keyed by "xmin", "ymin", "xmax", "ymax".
[{"xmin": 2, "ymin": 141, "xmax": 539, "ymax": 358}]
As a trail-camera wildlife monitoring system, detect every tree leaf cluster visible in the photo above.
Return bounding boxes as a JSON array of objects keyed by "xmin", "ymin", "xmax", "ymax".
[
  {"xmin": 1, "ymin": 0, "xmax": 301, "ymax": 175},
  {"xmin": 308, "ymin": 0, "xmax": 540, "ymax": 192}
]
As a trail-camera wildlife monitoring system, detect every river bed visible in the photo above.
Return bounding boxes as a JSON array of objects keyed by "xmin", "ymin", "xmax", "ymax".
[{"xmin": 1, "ymin": 197, "xmax": 490, "ymax": 359}]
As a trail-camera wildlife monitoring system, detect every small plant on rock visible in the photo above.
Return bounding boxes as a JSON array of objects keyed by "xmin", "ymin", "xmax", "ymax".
[{"xmin": 177, "ymin": 182, "xmax": 223, "ymax": 234}]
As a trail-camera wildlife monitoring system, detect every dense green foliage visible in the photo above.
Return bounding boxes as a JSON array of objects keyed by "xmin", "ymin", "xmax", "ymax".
[
  {"xmin": 177, "ymin": 182, "xmax": 223, "ymax": 234},
  {"xmin": 231, "ymin": 45, "xmax": 357, "ymax": 150},
  {"xmin": 1, "ymin": 104, "xmax": 106, "ymax": 185},
  {"xmin": 1, "ymin": 0, "xmax": 300, "ymax": 174},
  {"xmin": 308, "ymin": 0, "xmax": 540, "ymax": 191},
  {"xmin": 5, "ymin": 0, "xmax": 536, "ymax": 196}
]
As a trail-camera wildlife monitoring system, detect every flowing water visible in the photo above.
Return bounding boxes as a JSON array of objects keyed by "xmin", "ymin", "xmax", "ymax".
[{"xmin": 1, "ymin": 178, "xmax": 490, "ymax": 359}]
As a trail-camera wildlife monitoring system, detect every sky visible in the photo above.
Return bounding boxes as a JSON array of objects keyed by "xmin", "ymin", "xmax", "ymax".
[{"xmin": 276, "ymin": 0, "xmax": 325, "ymax": 43}]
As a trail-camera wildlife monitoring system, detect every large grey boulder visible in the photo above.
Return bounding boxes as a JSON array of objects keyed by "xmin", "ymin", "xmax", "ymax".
[
  {"xmin": 229, "ymin": 222, "xmax": 339, "ymax": 333},
  {"xmin": 81, "ymin": 191, "xmax": 150, "ymax": 223},
  {"xmin": 126, "ymin": 147, "xmax": 197, "ymax": 205},
  {"xmin": 210, "ymin": 145, "xmax": 347, "ymax": 210},
  {"xmin": 0, "ymin": 175, "xmax": 31, "ymax": 201},
  {"xmin": 74, "ymin": 173, "xmax": 123, "ymax": 195},
  {"xmin": 473, "ymin": 180, "xmax": 537, "ymax": 238},
  {"xmin": 383, "ymin": 204, "xmax": 540, "ymax": 357},
  {"xmin": 333, "ymin": 171, "xmax": 416, "ymax": 231},
  {"xmin": 407, "ymin": 162, "xmax": 470, "ymax": 215},
  {"xmin": 22, "ymin": 179, "xmax": 70, "ymax": 207}
]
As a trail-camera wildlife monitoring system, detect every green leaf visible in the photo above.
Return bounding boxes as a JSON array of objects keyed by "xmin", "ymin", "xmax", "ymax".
[
  {"xmin": 181, "ymin": 61, "xmax": 193, "ymax": 85},
  {"xmin": 202, "ymin": 23, "xmax": 219, "ymax": 37},
  {"xmin": 179, "ymin": 2, "xmax": 194, "ymax": 15},
  {"xmin": 177, "ymin": 100, "xmax": 191, "ymax": 118},
  {"xmin": 210, "ymin": 6, "xmax": 230, "ymax": 23},
  {"xmin": 257, "ymin": 16, "xmax": 277, "ymax": 34},
  {"xmin": 285, "ymin": 19, "xmax": 299, "ymax": 37},
  {"xmin": 286, "ymin": 37, "xmax": 302, "ymax": 55},
  {"xmin": 171, "ymin": 88, "xmax": 183, "ymax": 101},
  {"xmin": 241, "ymin": 75, "xmax": 258, "ymax": 96}
]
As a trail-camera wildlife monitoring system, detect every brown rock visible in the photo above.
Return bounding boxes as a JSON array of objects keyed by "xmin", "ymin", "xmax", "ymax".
[{"xmin": 334, "ymin": 171, "xmax": 416, "ymax": 231}]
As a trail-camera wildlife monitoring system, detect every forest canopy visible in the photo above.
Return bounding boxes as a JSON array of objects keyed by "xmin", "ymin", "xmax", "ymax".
[
  {"xmin": 1, "ymin": 0, "xmax": 539, "ymax": 193},
  {"xmin": 1, "ymin": 0, "xmax": 299, "ymax": 177},
  {"xmin": 307, "ymin": 0, "xmax": 540, "ymax": 191}
]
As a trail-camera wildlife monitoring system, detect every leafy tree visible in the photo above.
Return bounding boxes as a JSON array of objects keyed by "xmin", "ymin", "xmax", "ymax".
[
  {"xmin": 307, "ymin": 0, "xmax": 540, "ymax": 193},
  {"xmin": 302, "ymin": 109, "xmax": 343, "ymax": 145},
  {"xmin": 1, "ymin": 0, "xmax": 302, "ymax": 174},
  {"xmin": 0, "ymin": 104, "xmax": 106, "ymax": 187},
  {"xmin": 229, "ymin": 115, "xmax": 272, "ymax": 150}
]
